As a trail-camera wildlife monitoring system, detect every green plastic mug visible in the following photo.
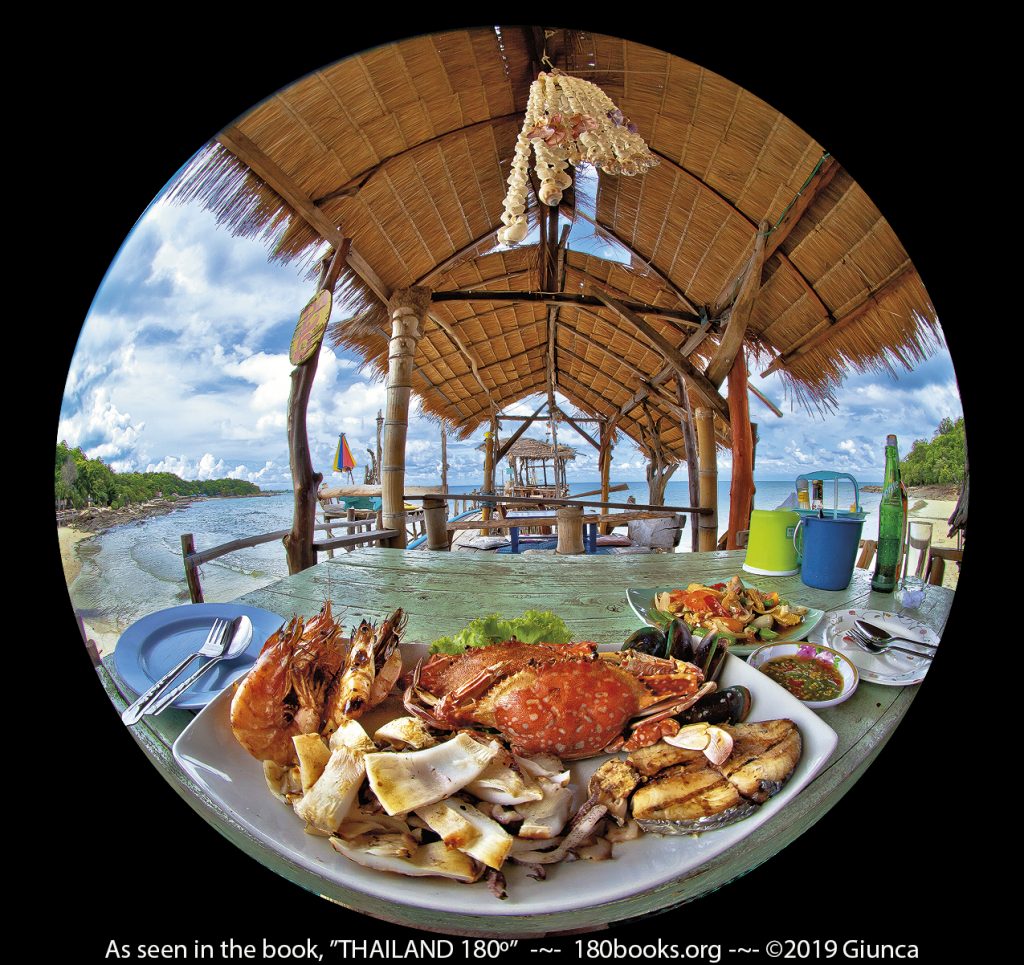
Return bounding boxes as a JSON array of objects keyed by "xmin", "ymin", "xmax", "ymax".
[{"xmin": 742, "ymin": 509, "xmax": 800, "ymax": 576}]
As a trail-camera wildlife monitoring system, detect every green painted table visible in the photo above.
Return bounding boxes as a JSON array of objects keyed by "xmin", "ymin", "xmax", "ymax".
[{"xmin": 99, "ymin": 548, "xmax": 954, "ymax": 936}]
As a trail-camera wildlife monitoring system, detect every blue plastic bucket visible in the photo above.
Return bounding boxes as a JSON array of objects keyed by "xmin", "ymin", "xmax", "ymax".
[{"xmin": 794, "ymin": 514, "xmax": 865, "ymax": 591}]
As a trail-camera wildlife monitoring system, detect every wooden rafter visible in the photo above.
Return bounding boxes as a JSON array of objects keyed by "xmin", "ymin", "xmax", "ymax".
[
  {"xmin": 705, "ymin": 223, "xmax": 768, "ymax": 387},
  {"xmin": 764, "ymin": 156, "xmax": 839, "ymax": 260},
  {"xmin": 430, "ymin": 290, "xmax": 701, "ymax": 324},
  {"xmin": 495, "ymin": 401, "xmax": 548, "ymax": 460},
  {"xmin": 313, "ymin": 113, "xmax": 522, "ymax": 205},
  {"xmin": 568, "ymin": 209, "xmax": 700, "ymax": 312},
  {"xmin": 594, "ymin": 293, "xmax": 731, "ymax": 423},
  {"xmin": 217, "ymin": 128, "xmax": 391, "ymax": 303}
]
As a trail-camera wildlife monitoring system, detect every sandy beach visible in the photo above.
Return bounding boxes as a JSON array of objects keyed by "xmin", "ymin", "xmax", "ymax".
[
  {"xmin": 58, "ymin": 526, "xmax": 92, "ymax": 585},
  {"xmin": 906, "ymin": 497, "xmax": 961, "ymax": 590},
  {"xmin": 59, "ymin": 526, "xmax": 121, "ymax": 657}
]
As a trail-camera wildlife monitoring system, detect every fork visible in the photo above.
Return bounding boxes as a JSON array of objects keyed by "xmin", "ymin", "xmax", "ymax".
[
  {"xmin": 121, "ymin": 618, "xmax": 231, "ymax": 726},
  {"xmin": 849, "ymin": 624, "xmax": 933, "ymax": 660}
]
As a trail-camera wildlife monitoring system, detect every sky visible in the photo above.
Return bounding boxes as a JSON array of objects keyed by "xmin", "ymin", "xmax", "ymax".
[{"xmin": 56, "ymin": 194, "xmax": 963, "ymax": 490}]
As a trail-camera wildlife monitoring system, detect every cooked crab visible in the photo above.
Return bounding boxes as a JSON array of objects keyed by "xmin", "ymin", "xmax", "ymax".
[{"xmin": 402, "ymin": 640, "xmax": 715, "ymax": 760}]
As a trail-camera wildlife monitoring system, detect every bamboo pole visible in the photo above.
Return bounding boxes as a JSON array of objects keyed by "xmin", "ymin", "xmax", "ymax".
[
  {"xmin": 382, "ymin": 287, "xmax": 430, "ymax": 549},
  {"xmin": 479, "ymin": 417, "xmax": 496, "ymax": 535},
  {"xmin": 726, "ymin": 353, "xmax": 755, "ymax": 549},
  {"xmin": 695, "ymin": 407, "xmax": 719, "ymax": 552}
]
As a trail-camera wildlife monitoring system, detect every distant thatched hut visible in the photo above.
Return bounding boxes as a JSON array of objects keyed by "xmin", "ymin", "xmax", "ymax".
[{"xmin": 479, "ymin": 436, "xmax": 577, "ymax": 496}]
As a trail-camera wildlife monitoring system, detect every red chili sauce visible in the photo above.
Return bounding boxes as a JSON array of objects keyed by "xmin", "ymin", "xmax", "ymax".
[{"xmin": 760, "ymin": 654, "xmax": 843, "ymax": 701}]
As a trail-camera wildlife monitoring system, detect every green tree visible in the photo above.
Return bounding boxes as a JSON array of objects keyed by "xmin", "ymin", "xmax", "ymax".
[{"xmin": 900, "ymin": 417, "xmax": 966, "ymax": 486}]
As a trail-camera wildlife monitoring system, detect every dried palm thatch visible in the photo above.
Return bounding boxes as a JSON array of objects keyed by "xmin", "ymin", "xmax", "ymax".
[
  {"xmin": 168, "ymin": 26, "xmax": 941, "ymax": 462},
  {"xmin": 478, "ymin": 437, "xmax": 577, "ymax": 461}
]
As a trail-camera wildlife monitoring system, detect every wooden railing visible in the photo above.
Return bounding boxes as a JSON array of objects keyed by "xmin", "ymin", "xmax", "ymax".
[{"xmin": 180, "ymin": 519, "xmax": 400, "ymax": 604}]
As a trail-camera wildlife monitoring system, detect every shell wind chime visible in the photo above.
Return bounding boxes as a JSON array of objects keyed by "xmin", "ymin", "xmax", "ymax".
[{"xmin": 497, "ymin": 70, "xmax": 659, "ymax": 246}]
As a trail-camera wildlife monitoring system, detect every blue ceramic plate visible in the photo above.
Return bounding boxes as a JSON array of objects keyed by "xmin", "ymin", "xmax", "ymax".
[
  {"xmin": 113, "ymin": 603, "xmax": 285, "ymax": 711},
  {"xmin": 626, "ymin": 585, "xmax": 824, "ymax": 657}
]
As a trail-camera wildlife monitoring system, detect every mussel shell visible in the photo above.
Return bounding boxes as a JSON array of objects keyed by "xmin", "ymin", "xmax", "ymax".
[
  {"xmin": 622, "ymin": 626, "xmax": 667, "ymax": 657},
  {"xmin": 674, "ymin": 686, "xmax": 752, "ymax": 726},
  {"xmin": 664, "ymin": 618, "xmax": 693, "ymax": 661},
  {"xmin": 693, "ymin": 630, "xmax": 729, "ymax": 682}
]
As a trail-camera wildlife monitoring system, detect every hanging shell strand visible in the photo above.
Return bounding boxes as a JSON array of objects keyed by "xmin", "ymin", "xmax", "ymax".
[{"xmin": 497, "ymin": 71, "xmax": 659, "ymax": 247}]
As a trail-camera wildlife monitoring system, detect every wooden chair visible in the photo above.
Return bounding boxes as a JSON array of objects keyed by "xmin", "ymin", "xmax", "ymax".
[
  {"xmin": 857, "ymin": 539, "xmax": 877, "ymax": 569},
  {"xmin": 926, "ymin": 546, "xmax": 963, "ymax": 586}
]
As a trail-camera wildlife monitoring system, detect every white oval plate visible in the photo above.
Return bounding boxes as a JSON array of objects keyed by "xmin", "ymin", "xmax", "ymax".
[
  {"xmin": 173, "ymin": 644, "xmax": 838, "ymax": 917},
  {"xmin": 807, "ymin": 608, "xmax": 939, "ymax": 686}
]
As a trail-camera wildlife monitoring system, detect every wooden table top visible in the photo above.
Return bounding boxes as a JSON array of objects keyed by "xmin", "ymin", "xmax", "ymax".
[{"xmin": 99, "ymin": 548, "xmax": 954, "ymax": 936}]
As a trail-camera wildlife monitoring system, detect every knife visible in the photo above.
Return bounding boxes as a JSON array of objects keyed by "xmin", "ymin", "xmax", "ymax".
[{"xmin": 145, "ymin": 615, "xmax": 253, "ymax": 717}]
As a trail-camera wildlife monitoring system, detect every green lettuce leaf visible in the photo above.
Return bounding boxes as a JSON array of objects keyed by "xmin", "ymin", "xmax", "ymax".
[{"xmin": 429, "ymin": 610, "xmax": 571, "ymax": 654}]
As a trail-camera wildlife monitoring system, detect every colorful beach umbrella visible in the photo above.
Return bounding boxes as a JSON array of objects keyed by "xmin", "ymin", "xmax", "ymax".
[{"xmin": 333, "ymin": 433, "xmax": 357, "ymax": 473}]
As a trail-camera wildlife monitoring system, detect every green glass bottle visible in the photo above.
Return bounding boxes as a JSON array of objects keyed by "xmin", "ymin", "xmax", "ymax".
[{"xmin": 871, "ymin": 434, "xmax": 905, "ymax": 593}]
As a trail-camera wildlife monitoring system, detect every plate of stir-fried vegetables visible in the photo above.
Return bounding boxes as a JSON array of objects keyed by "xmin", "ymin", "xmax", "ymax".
[{"xmin": 627, "ymin": 575, "xmax": 824, "ymax": 656}]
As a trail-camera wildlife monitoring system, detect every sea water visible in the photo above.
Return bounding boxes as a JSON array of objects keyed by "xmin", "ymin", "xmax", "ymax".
[{"xmin": 64, "ymin": 480, "xmax": 882, "ymax": 639}]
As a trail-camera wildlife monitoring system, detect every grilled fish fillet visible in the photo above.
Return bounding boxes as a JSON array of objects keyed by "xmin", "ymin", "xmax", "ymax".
[
  {"xmin": 629, "ymin": 719, "xmax": 802, "ymax": 833},
  {"xmin": 718, "ymin": 721, "xmax": 802, "ymax": 803}
]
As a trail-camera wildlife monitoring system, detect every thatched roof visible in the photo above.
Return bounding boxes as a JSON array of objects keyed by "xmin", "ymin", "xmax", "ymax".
[
  {"xmin": 479, "ymin": 437, "xmax": 577, "ymax": 461},
  {"xmin": 171, "ymin": 27, "xmax": 940, "ymax": 463}
]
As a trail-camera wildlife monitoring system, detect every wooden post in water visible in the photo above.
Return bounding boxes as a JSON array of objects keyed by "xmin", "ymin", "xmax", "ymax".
[
  {"xmin": 726, "ymin": 352, "xmax": 755, "ymax": 550},
  {"xmin": 382, "ymin": 287, "xmax": 430, "ymax": 549},
  {"xmin": 181, "ymin": 533, "xmax": 204, "ymax": 603},
  {"xmin": 555, "ymin": 505, "xmax": 585, "ymax": 555},
  {"xmin": 695, "ymin": 406, "xmax": 719, "ymax": 551},
  {"xmin": 284, "ymin": 243, "xmax": 348, "ymax": 573}
]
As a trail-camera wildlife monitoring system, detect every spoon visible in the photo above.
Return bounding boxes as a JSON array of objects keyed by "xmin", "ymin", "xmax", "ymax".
[
  {"xmin": 849, "ymin": 624, "xmax": 932, "ymax": 660},
  {"xmin": 855, "ymin": 619, "xmax": 937, "ymax": 651}
]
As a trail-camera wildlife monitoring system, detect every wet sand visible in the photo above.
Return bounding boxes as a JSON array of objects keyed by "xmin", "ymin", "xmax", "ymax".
[{"xmin": 58, "ymin": 526, "xmax": 120, "ymax": 657}]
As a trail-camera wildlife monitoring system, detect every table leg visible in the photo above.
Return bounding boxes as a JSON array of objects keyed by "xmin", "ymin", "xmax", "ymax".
[
  {"xmin": 587, "ymin": 523, "xmax": 598, "ymax": 553},
  {"xmin": 511, "ymin": 527, "xmax": 520, "ymax": 554}
]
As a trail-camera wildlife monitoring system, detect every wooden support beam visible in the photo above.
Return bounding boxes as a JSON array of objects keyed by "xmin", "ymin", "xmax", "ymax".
[
  {"xmin": 568, "ymin": 209, "xmax": 700, "ymax": 312},
  {"xmin": 426, "ymin": 312, "xmax": 495, "ymax": 408},
  {"xmin": 725, "ymin": 352, "xmax": 755, "ymax": 550},
  {"xmin": 594, "ymin": 292, "xmax": 731, "ymax": 424},
  {"xmin": 283, "ymin": 242, "xmax": 350, "ymax": 574},
  {"xmin": 430, "ymin": 289, "xmax": 701, "ymax": 324},
  {"xmin": 706, "ymin": 223, "xmax": 768, "ymax": 387},
  {"xmin": 748, "ymin": 377, "xmax": 784, "ymax": 417},
  {"xmin": 677, "ymin": 375, "xmax": 701, "ymax": 552},
  {"xmin": 218, "ymin": 129, "xmax": 394, "ymax": 306},
  {"xmin": 764, "ymin": 156, "xmax": 839, "ymax": 260},
  {"xmin": 761, "ymin": 261, "xmax": 915, "ymax": 376},
  {"xmin": 555, "ymin": 408, "xmax": 601, "ymax": 451},
  {"xmin": 315, "ymin": 113, "xmax": 522, "ymax": 206},
  {"xmin": 495, "ymin": 401, "xmax": 547, "ymax": 460},
  {"xmin": 695, "ymin": 407, "xmax": 719, "ymax": 552}
]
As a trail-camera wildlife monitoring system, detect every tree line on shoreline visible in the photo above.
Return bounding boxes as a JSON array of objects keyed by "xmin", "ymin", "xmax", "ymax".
[
  {"xmin": 55, "ymin": 442, "xmax": 261, "ymax": 509},
  {"xmin": 900, "ymin": 417, "xmax": 966, "ymax": 487}
]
